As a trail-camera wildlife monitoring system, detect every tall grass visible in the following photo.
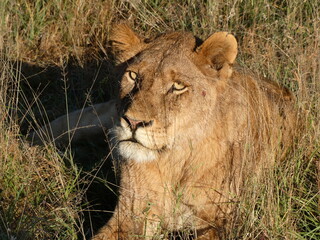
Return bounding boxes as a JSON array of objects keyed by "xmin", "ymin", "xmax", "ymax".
[
  {"xmin": 0, "ymin": 62, "xmax": 82, "ymax": 239},
  {"xmin": 0, "ymin": 0, "xmax": 319, "ymax": 239}
]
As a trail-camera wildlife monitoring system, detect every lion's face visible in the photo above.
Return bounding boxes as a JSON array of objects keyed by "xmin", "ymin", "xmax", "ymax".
[{"xmin": 111, "ymin": 26, "xmax": 237, "ymax": 162}]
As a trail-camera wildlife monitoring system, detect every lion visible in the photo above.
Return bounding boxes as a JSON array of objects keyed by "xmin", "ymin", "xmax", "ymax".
[{"xmin": 29, "ymin": 24, "xmax": 297, "ymax": 239}]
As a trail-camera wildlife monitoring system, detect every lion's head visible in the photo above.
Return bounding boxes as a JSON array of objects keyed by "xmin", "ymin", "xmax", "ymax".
[{"xmin": 110, "ymin": 25, "xmax": 239, "ymax": 162}]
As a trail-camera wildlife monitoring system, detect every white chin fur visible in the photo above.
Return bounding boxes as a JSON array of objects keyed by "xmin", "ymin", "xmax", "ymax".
[{"xmin": 118, "ymin": 141, "xmax": 157, "ymax": 163}]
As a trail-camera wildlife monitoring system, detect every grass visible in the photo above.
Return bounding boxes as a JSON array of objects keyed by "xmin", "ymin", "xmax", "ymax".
[
  {"xmin": 0, "ymin": 127, "xmax": 81, "ymax": 239},
  {"xmin": 0, "ymin": 0, "xmax": 319, "ymax": 239}
]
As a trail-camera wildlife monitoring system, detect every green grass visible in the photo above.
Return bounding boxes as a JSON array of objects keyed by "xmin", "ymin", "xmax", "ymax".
[
  {"xmin": 0, "ymin": 0, "xmax": 319, "ymax": 239},
  {"xmin": 0, "ymin": 131, "xmax": 81, "ymax": 239}
]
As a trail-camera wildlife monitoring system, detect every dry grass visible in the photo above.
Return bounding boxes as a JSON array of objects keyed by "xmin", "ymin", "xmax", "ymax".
[
  {"xmin": 0, "ymin": 131, "xmax": 81, "ymax": 239},
  {"xmin": 0, "ymin": 0, "xmax": 319, "ymax": 239}
]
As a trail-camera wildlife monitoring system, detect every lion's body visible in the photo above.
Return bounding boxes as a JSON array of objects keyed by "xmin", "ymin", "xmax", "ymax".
[
  {"xmin": 31, "ymin": 25, "xmax": 296, "ymax": 239},
  {"xmin": 92, "ymin": 27, "xmax": 296, "ymax": 239},
  {"xmin": 94, "ymin": 74, "xmax": 295, "ymax": 240}
]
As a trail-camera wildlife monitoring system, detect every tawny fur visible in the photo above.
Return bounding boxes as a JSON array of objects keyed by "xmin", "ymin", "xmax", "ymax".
[
  {"xmin": 30, "ymin": 25, "xmax": 297, "ymax": 239},
  {"xmin": 91, "ymin": 25, "xmax": 297, "ymax": 239}
]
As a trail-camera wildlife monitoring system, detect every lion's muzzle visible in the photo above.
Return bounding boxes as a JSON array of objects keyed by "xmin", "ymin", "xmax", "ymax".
[{"xmin": 113, "ymin": 116, "xmax": 170, "ymax": 162}]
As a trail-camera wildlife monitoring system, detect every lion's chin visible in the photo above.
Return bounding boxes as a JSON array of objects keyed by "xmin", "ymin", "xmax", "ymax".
[{"xmin": 118, "ymin": 141, "xmax": 158, "ymax": 163}]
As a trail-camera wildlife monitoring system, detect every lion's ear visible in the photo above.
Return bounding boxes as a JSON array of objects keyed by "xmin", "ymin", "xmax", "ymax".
[
  {"xmin": 197, "ymin": 32, "xmax": 237, "ymax": 79},
  {"xmin": 110, "ymin": 24, "xmax": 145, "ymax": 63}
]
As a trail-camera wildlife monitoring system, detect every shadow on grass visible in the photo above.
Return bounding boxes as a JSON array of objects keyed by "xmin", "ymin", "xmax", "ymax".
[{"xmin": 18, "ymin": 59, "xmax": 120, "ymax": 239}]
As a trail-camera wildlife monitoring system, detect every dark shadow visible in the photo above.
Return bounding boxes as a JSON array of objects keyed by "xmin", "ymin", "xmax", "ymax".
[
  {"xmin": 18, "ymin": 58, "xmax": 118, "ymax": 133},
  {"xmin": 17, "ymin": 58, "xmax": 120, "ymax": 239},
  {"xmin": 70, "ymin": 139, "xmax": 120, "ymax": 239}
]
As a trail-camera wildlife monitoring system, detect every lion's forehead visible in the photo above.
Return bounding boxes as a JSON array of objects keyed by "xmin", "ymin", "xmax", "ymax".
[
  {"xmin": 131, "ymin": 47, "xmax": 198, "ymax": 85},
  {"xmin": 136, "ymin": 32, "xmax": 196, "ymax": 64},
  {"xmin": 150, "ymin": 31, "xmax": 196, "ymax": 50},
  {"xmin": 138, "ymin": 48, "xmax": 192, "ymax": 67},
  {"xmin": 132, "ymin": 59, "xmax": 197, "ymax": 94}
]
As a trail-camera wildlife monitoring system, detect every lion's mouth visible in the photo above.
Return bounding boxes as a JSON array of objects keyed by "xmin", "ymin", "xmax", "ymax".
[
  {"xmin": 118, "ymin": 137, "xmax": 167, "ymax": 152},
  {"xmin": 119, "ymin": 137, "xmax": 157, "ymax": 151},
  {"xmin": 115, "ymin": 127, "xmax": 168, "ymax": 162},
  {"xmin": 118, "ymin": 138, "xmax": 143, "ymax": 147},
  {"xmin": 119, "ymin": 138, "xmax": 138, "ymax": 143},
  {"xmin": 114, "ymin": 119, "xmax": 169, "ymax": 157}
]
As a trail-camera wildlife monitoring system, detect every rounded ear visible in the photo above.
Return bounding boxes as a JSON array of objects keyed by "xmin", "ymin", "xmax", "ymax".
[
  {"xmin": 196, "ymin": 32, "xmax": 238, "ymax": 78},
  {"xmin": 110, "ymin": 24, "xmax": 146, "ymax": 63}
]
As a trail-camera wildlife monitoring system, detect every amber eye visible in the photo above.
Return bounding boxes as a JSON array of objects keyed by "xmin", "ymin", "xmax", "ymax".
[
  {"xmin": 126, "ymin": 71, "xmax": 138, "ymax": 83},
  {"xmin": 172, "ymin": 82, "xmax": 188, "ymax": 94}
]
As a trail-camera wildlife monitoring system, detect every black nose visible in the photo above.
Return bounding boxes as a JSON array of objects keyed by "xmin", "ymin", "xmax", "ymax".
[{"xmin": 122, "ymin": 115, "xmax": 153, "ymax": 131}]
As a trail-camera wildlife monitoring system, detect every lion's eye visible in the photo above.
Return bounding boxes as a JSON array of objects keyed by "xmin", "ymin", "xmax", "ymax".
[
  {"xmin": 126, "ymin": 71, "xmax": 138, "ymax": 83},
  {"xmin": 172, "ymin": 82, "xmax": 188, "ymax": 94}
]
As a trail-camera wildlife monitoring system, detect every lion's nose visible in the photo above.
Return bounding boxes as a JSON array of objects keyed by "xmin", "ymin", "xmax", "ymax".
[{"xmin": 122, "ymin": 115, "xmax": 153, "ymax": 131}]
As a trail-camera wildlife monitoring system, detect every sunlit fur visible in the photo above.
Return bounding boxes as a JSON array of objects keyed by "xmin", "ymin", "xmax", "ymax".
[{"xmin": 90, "ymin": 25, "xmax": 297, "ymax": 240}]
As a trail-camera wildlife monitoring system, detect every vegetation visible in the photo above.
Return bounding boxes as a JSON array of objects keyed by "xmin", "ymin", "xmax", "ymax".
[{"xmin": 0, "ymin": 0, "xmax": 319, "ymax": 239}]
